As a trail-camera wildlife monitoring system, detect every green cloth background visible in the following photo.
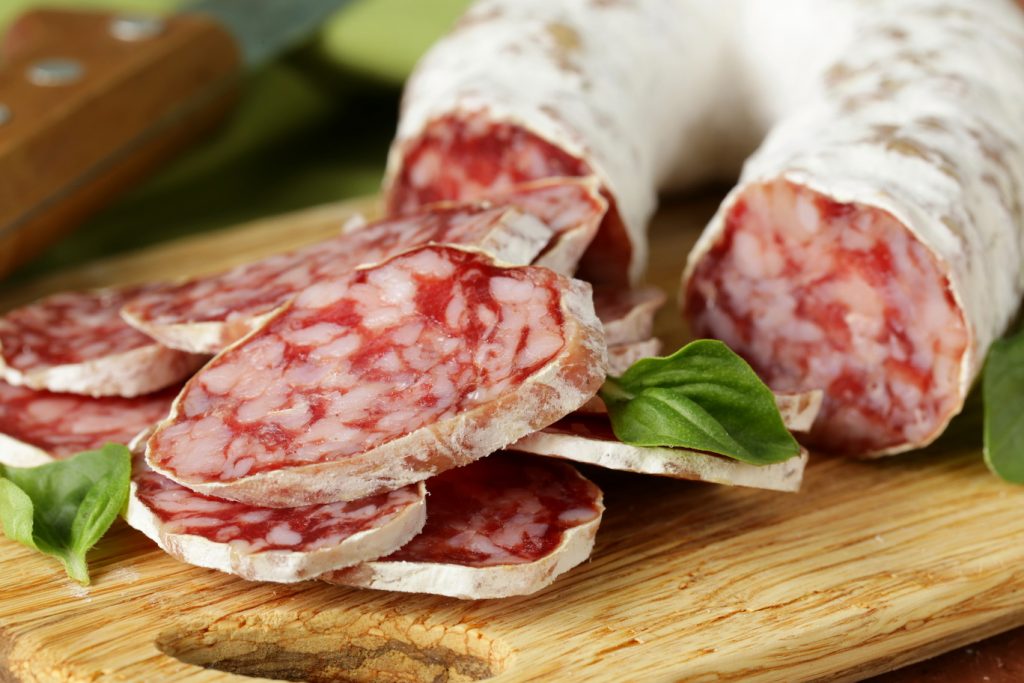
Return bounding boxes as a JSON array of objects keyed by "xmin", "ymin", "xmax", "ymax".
[{"xmin": 2, "ymin": 0, "xmax": 471, "ymax": 282}]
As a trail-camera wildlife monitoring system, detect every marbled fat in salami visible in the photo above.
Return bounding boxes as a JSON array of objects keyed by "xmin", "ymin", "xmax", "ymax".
[
  {"xmin": 322, "ymin": 453, "xmax": 603, "ymax": 599},
  {"xmin": 0, "ymin": 287, "xmax": 204, "ymax": 397},
  {"xmin": 0, "ymin": 380, "xmax": 178, "ymax": 467},
  {"xmin": 126, "ymin": 457, "xmax": 425, "ymax": 583},
  {"xmin": 122, "ymin": 204, "xmax": 554, "ymax": 354},
  {"xmin": 146, "ymin": 245, "xmax": 606, "ymax": 507}
]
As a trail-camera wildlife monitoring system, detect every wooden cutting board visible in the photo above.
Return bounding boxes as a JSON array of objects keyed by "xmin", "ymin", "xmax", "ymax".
[{"xmin": 1, "ymin": 194, "xmax": 1023, "ymax": 683}]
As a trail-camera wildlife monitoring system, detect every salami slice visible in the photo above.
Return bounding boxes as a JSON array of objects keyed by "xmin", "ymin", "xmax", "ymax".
[
  {"xmin": 683, "ymin": 1, "xmax": 1024, "ymax": 455},
  {"xmin": 126, "ymin": 457, "xmax": 425, "ymax": 583},
  {"xmin": 122, "ymin": 205, "xmax": 554, "ymax": 354},
  {"xmin": 146, "ymin": 245, "xmax": 606, "ymax": 507},
  {"xmin": 593, "ymin": 287, "xmax": 667, "ymax": 346},
  {"xmin": 512, "ymin": 391, "xmax": 822, "ymax": 491},
  {"xmin": 606, "ymin": 339, "xmax": 662, "ymax": 376},
  {"xmin": 0, "ymin": 380, "xmax": 178, "ymax": 467},
  {"xmin": 486, "ymin": 177, "xmax": 607, "ymax": 275},
  {"xmin": 0, "ymin": 288, "xmax": 205, "ymax": 397},
  {"xmin": 322, "ymin": 453, "xmax": 603, "ymax": 600}
]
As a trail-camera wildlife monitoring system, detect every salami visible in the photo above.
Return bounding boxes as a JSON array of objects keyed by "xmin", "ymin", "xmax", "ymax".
[
  {"xmin": 146, "ymin": 245, "xmax": 606, "ymax": 507},
  {"xmin": 0, "ymin": 288, "xmax": 204, "ymax": 397},
  {"xmin": 606, "ymin": 339, "xmax": 662, "ymax": 376},
  {"xmin": 0, "ymin": 380, "xmax": 177, "ymax": 467},
  {"xmin": 482, "ymin": 177, "xmax": 607, "ymax": 275},
  {"xmin": 512, "ymin": 391, "xmax": 822, "ymax": 491},
  {"xmin": 322, "ymin": 453, "xmax": 603, "ymax": 600},
  {"xmin": 683, "ymin": 0, "xmax": 1024, "ymax": 455},
  {"xmin": 385, "ymin": 0, "xmax": 734, "ymax": 284},
  {"xmin": 593, "ymin": 287, "xmax": 667, "ymax": 346},
  {"xmin": 122, "ymin": 204, "xmax": 554, "ymax": 354},
  {"xmin": 126, "ymin": 457, "xmax": 425, "ymax": 583}
]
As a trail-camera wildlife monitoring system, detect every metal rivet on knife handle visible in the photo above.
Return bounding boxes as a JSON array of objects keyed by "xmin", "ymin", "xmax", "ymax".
[
  {"xmin": 26, "ymin": 59, "xmax": 84, "ymax": 87},
  {"xmin": 110, "ymin": 15, "xmax": 165, "ymax": 41},
  {"xmin": 0, "ymin": 105, "xmax": 9, "ymax": 126}
]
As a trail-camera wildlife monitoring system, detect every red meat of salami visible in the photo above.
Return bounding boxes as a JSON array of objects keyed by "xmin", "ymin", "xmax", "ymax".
[
  {"xmin": 323, "ymin": 453, "xmax": 603, "ymax": 599},
  {"xmin": 146, "ymin": 245, "xmax": 606, "ymax": 507},
  {"xmin": 0, "ymin": 380, "xmax": 178, "ymax": 467},
  {"xmin": 122, "ymin": 204, "xmax": 554, "ymax": 354},
  {"xmin": 126, "ymin": 457, "xmax": 426, "ymax": 583},
  {"xmin": 0, "ymin": 288, "xmax": 204, "ymax": 397}
]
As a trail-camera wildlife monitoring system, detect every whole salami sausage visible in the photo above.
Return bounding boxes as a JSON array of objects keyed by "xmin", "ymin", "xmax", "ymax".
[
  {"xmin": 684, "ymin": 0, "xmax": 1024, "ymax": 455},
  {"xmin": 0, "ymin": 380, "xmax": 178, "ymax": 467},
  {"xmin": 322, "ymin": 453, "xmax": 603, "ymax": 600},
  {"xmin": 122, "ymin": 203, "xmax": 554, "ymax": 355},
  {"xmin": 126, "ymin": 456, "xmax": 426, "ymax": 583},
  {"xmin": 146, "ymin": 245, "xmax": 606, "ymax": 507},
  {"xmin": 0, "ymin": 287, "xmax": 205, "ymax": 397}
]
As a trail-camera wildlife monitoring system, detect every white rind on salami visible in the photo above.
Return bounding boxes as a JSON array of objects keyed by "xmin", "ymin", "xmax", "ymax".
[
  {"xmin": 0, "ymin": 380, "xmax": 178, "ymax": 467},
  {"xmin": 322, "ymin": 453, "xmax": 603, "ymax": 600},
  {"xmin": 385, "ymin": 0, "xmax": 738, "ymax": 284},
  {"xmin": 684, "ymin": 0, "xmax": 1024, "ymax": 455},
  {"xmin": 513, "ymin": 417, "xmax": 808, "ymax": 492},
  {"xmin": 125, "ymin": 457, "xmax": 426, "ymax": 583},
  {"xmin": 146, "ymin": 245, "xmax": 607, "ymax": 507},
  {"xmin": 605, "ymin": 339, "xmax": 662, "ymax": 376},
  {"xmin": 0, "ymin": 288, "xmax": 205, "ymax": 398},
  {"xmin": 593, "ymin": 286, "xmax": 667, "ymax": 347},
  {"xmin": 513, "ymin": 390, "xmax": 822, "ymax": 491},
  {"xmin": 122, "ymin": 205, "xmax": 554, "ymax": 355}
]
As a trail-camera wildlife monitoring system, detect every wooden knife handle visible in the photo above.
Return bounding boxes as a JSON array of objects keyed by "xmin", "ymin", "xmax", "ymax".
[{"xmin": 0, "ymin": 9, "xmax": 242, "ymax": 280}]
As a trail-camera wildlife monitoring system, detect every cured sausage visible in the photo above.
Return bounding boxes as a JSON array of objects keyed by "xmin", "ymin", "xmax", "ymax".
[
  {"xmin": 683, "ymin": 0, "xmax": 1024, "ymax": 455},
  {"xmin": 0, "ymin": 380, "xmax": 178, "ymax": 467},
  {"xmin": 384, "ymin": 0, "xmax": 733, "ymax": 284},
  {"xmin": 322, "ymin": 453, "xmax": 603, "ymax": 599},
  {"xmin": 122, "ymin": 205, "xmax": 554, "ymax": 355},
  {"xmin": 512, "ymin": 391, "xmax": 822, "ymax": 491},
  {"xmin": 606, "ymin": 339, "xmax": 662, "ymax": 376},
  {"xmin": 593, "ymin": 287, "xmax": 666, "ymax": 346},
  {"xmin": 146, "ymin": 245, "xmax": 606, "ymax": 507},
  {"xmin": 0, "ymin": 288, "xmax": 204, "ymax": 397},
  {"xmin": 126, "ymin": 457, "xmax": 425, "ymax": 583}
]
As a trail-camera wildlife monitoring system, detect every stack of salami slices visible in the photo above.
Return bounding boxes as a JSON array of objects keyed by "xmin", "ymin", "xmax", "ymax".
[{"xmin": 0, "ymin": 180, "xmax": 817, "ymax": 598}]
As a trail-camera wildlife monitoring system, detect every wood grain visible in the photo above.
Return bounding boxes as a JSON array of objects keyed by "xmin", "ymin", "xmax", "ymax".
[
  {"xmin": 2, "ymin": 195, "xmax": 1023, "ymax": 683},
  {"xmin": 0, "ymin": 9, "xmax": 240, "ymax": 279}
]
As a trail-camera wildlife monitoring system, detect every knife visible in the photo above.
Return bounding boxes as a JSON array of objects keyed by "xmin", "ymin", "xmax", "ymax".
[{"xmin": 0, "ymin": 0, "xmax": 346, "ymax": 280}]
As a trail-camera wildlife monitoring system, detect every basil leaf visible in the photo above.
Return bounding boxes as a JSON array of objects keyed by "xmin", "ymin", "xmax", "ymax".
[
  {"xmin": 983, "ymin": 331, "xmax": 1024, "ymax": 483},
  {"xmin": 0, "ymin": 444, "xmax": 131, "ymax": 584},
  {"xmin": 599, "ymin": 339, "xmax": 801, "ymax": 464}
]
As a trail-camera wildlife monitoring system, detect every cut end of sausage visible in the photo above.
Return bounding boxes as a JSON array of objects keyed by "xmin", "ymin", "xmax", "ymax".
[
  {"xmin": 684, "ymin": 179, "xmax": 969, "ymax": 456},
  {"xmin": 322, "ymin": 453, "xmax": 603, "ymax": 599},
  {"xmin": 147, "ymin": 245, "xmax": 607, "ymax": 507},
  {"xmin": 386, "ymin": 112, "xmax": 634, "ymax": 284},
  {"xmin": 126, "ymin": 457, "xmax": 426, "ymax": 583}
]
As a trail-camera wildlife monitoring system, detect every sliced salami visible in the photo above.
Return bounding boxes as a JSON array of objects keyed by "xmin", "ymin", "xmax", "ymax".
[
  {"xmin": 0, "ymin": 288, "xmax": 205, "ymax": 397},
  {"xmin": 126, "ymin": 457, "xmax": 425, "ymax": 583},
  {"xmin": 0, "ymin": 380, "xmax": 178, "ymax": 467},
  {"xmin": 146, "ymin": 245, "xmax": 606, "ymax": 507},
  {"xmin": 122, "ymin": 205, "xmax": 554, "ymax": 354},
  {"xmin": 512, "ymin": 391, "xmax": 822, "ymax": 491},
  {"xmin": 593, "ymin": 286, "xmax": 667, "ymax": 346},
  {"xmin": 485, "ymin": 177, "xmax": 607, "ymax": 275},
  {"xmin": 322, "ymin": 453, "xmax": 603, "ymax": 600},
  {"xmin": 606, "ymin": 338, "xmax": 662, "ymax": 376}
]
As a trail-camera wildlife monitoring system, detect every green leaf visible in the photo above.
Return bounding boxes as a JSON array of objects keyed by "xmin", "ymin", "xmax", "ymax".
[
  {"xmin": 0, "ymin": 444, "xmax": 131, "ymax": 584},
  {"xmin": 983, "ymin": 332, "xmax": 1024, "ymax": 483},
  {"xmin": 599, "ymin": 339, "xmax": 801, "ymax": 465}
]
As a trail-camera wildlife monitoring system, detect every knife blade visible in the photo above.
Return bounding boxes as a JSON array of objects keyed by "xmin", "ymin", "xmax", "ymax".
[{"xmin": 0, "ymin": 0, "xmax": 348, "ymax": 281}]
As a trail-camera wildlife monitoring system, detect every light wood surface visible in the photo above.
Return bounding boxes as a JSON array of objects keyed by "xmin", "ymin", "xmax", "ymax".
[
  {"xmin": 1, "ymin": 194, "xmax": 1021, "ymax": 683},
  {"xmin": 0, "ymin": 9, "xmax": 240, "ymax": 279}
]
